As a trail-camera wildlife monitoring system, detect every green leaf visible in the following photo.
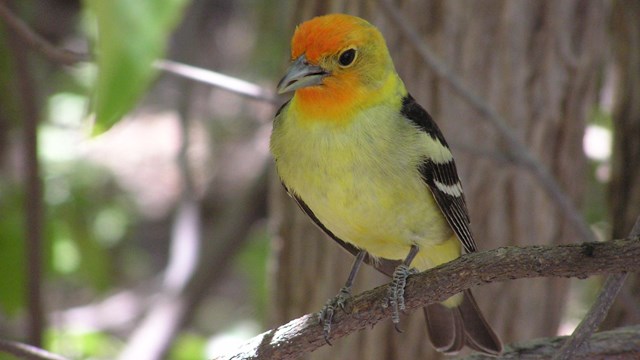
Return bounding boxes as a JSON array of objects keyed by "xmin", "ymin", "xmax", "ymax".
[{"xmin": 84, "ymin": 0, "xmax": 189, "ymax": 133}]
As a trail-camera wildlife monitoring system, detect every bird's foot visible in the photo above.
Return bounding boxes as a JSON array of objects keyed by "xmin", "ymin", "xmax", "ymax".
[
  {"xmin": 385, "ymin": 264, "xmax": 418, "ymax": 331},
  {"xmin": 318, "ymin": 286, "xmax": 352, "ymax": 344}
]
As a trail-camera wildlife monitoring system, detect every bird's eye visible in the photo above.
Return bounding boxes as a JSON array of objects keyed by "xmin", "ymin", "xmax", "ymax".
[{"xmin": 338, "ymin": 48, "xmax": 357, "ymax": 67}]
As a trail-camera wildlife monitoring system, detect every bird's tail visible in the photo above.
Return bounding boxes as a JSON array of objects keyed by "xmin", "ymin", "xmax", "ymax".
[{"xmin": 423, "ymin": 290, "xmax": 503, "ymax": 356}]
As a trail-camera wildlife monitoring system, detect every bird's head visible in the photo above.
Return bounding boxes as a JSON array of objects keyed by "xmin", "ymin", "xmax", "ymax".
[{"xmin": 277, "ymin": 14, "xmax": 398, "ymax": 118}]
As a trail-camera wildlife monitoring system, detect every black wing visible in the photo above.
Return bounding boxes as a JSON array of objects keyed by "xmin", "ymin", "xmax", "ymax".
[{"xmin": 401, "ymin": 94, "xmax": 477, "ymax": 253}]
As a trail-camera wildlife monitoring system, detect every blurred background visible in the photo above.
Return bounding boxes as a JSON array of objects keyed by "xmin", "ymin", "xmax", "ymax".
[{"xmin": 0, "ymin": 0, "xmax": 638, "ymax": 359}]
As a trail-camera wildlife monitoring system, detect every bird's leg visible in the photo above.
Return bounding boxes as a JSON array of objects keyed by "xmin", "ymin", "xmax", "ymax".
[
  {"xmin": 319, "ymin": 250, "xmax": 366, "ymax": 344},
  {"xmin": 386, "ymin": 245, "xmax": 419, "ymax": 331}
]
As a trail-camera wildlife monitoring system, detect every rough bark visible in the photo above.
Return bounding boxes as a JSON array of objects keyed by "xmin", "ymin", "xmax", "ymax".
[
  {"xmin": 602, "ymin": 0, "xmax": 640, "ymax": 329},
  {"xmin": 268, "ymin": 1, "xmax": 607, "ymax": 359},
  {"xmin": 391, "ymin": 0, "xmax": 606, "ymax": 344},
  {"xmin": 231, "ymin": 238, "xmax": 640, "ymax": 360},
  {"xmin": 465, "ymin": 325, "xmax": 640, "ymax": 360}
]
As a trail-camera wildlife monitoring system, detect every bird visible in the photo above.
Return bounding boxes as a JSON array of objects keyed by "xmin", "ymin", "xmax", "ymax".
[{"xmin": 269, "ymin": 13, "xmax": 503, "ymax": 355}]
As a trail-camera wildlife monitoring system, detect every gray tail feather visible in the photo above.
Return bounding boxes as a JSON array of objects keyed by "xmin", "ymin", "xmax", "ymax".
[{"xmin": 424, "ymin": 290, "xmax": 503, "ymax": 356}]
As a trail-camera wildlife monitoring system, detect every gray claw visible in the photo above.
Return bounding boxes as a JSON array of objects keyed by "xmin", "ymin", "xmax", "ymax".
[
  {"xmin": 318, "ymin": 286, "xmax": 352, "ymax": 344},
  {"xmin": 386, "ymin": 265, "xmax": 417, "ymax": 325}
]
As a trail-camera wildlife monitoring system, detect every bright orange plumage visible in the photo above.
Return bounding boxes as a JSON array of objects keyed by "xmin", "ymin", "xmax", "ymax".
[
  {"xmin": 287, "ymin": 14, "xmax": 396, "ymax": 120},
  {"xmin": 291, "ymin": 14, "xmax": 372, "ymax": 63}
]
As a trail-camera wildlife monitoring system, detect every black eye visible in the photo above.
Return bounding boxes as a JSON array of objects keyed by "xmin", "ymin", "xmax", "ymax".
[{"xmin": 338, "ymin": 49, "xmax": 357, "ymax": 67}]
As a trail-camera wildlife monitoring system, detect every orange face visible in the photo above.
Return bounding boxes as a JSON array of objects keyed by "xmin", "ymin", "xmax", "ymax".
[{"xmin": 278, "ymin": 14, "xmax": 393, "ymax": 120}]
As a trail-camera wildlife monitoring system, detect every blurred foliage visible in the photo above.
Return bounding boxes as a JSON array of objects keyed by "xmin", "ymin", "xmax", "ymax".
[
  {"xmin": 591, "ymin": 106, "xmax": 614, "ymax": 129},
  {"xmin": 46, "ymin": 328, "xmax": 121, "ymax": 359},
  {"xmin": 0, "ymin": 161, "xmax": 134, "ymax": 314},
  {"xmin": 84, "ymin": 0, "xmax": 190, "ymax": 133},
  {"xmin": 234, "ymin": 228, "xmax": 270, "ymax": 323},
  {"xmin": 47, "ymin": 329, "xmax": 209, "ymax": 360},
  {"xmin": 0, "ymin": 185, "xmax": 27, "ymax": 314},
  {"xmin": 0, "ymin": 42, "xmax": 136, "ymax": 314},
  {"xmin": 45, "ymin": 160, "xmax": 135, "ymax": 290},
  {"xmin": 2, "ymin": 0, "xmax": 281, "ymax": 357},
  {"xmin": 168, "ymin": 332, "xmax": 208, "ymax": 360}
]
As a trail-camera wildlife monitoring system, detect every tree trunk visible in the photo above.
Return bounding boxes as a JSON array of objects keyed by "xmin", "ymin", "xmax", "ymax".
[
  {"xmin": 602, "ymin": 0, "xmax": 640, "ymax": 329},
  {"xmin": 268, "ymin": 1, "xmax": 607, "ymax": 358}
]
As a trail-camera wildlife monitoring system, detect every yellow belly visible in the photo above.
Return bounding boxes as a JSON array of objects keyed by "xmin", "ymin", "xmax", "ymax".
[{"xmin": 292, "ymin": 161, "xmax": 453, "ymax": 262}]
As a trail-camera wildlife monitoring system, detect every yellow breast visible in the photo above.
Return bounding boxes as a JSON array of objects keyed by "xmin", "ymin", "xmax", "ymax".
[{"xmin": 270, "ymin": 98, "xmax": 455, "ymax": 263}]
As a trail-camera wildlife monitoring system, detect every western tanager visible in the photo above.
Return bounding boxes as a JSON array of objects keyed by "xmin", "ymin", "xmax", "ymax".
[{"xmin": 270, "ymin": 13, "xmax": 502, "ymax": 355}]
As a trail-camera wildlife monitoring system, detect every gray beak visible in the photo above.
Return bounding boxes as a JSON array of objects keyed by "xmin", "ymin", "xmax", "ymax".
[{"xmin": 277, "ymin": 55, "xmax": 329, "ymax": 94}]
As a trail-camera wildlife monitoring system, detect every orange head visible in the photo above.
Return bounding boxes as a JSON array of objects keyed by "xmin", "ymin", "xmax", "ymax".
[{"xmin": 277, "ymin": 14, "xmax": 397, "ymax": 119}]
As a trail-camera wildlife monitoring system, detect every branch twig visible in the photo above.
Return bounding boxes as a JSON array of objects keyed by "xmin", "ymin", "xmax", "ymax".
[
  {"xmin": 0, "ymin": 3, "xmax": 278, "ymax": 105},
  {"xmin": 155, "ymin": 60, "xmax": 279, "ymax": 104},
  {"xmin": 377, "ymin": 0, "xmax": 596, "ymax": 244},
  {"xmin": 553, "ymin": 216, "xmax": 640, "ymax": 359},
  {"xmin": 463, "ymin": 325, "xmax": 640, "ymax": 359},
  {"xmin": 0, "ymin": 2, "xmax": 89, "ymax": 65},
  {"xmin": 214, "ymin": 237, "xmax": 640, "ymax": 360},
  {"xmin": 2, "ymin": 6, "xmax": 46, "ymax": 346},
  {"xmin": 0, "ymin": 339, "xmax": 70, "ymax": 360}
]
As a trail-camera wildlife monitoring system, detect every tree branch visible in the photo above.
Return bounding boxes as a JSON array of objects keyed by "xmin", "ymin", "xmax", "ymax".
[
  {"xmin": 554, "ymin": 216, "xmax": 640, "ymax": 359},
  {"xmin": 2, "ymin": 4, "xmax": 46, "ymax": 346},
  {"xmin": 463, "ymin": 325, "xmax": 640, "ymax": 359},
  {"xmin": 0, "ymin": 2, "xmax": 89, "ymax": 65},
  {"xmin": 213, "ymin": 237, "xmax": 640, "ymax": 360},
  {"xmin": 0, "ymin": 339, "xmax": 70, "ymax": 360},
  {"xmin": 155, "ymin": 60, "xmax": 279, "ymax": 104}
]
